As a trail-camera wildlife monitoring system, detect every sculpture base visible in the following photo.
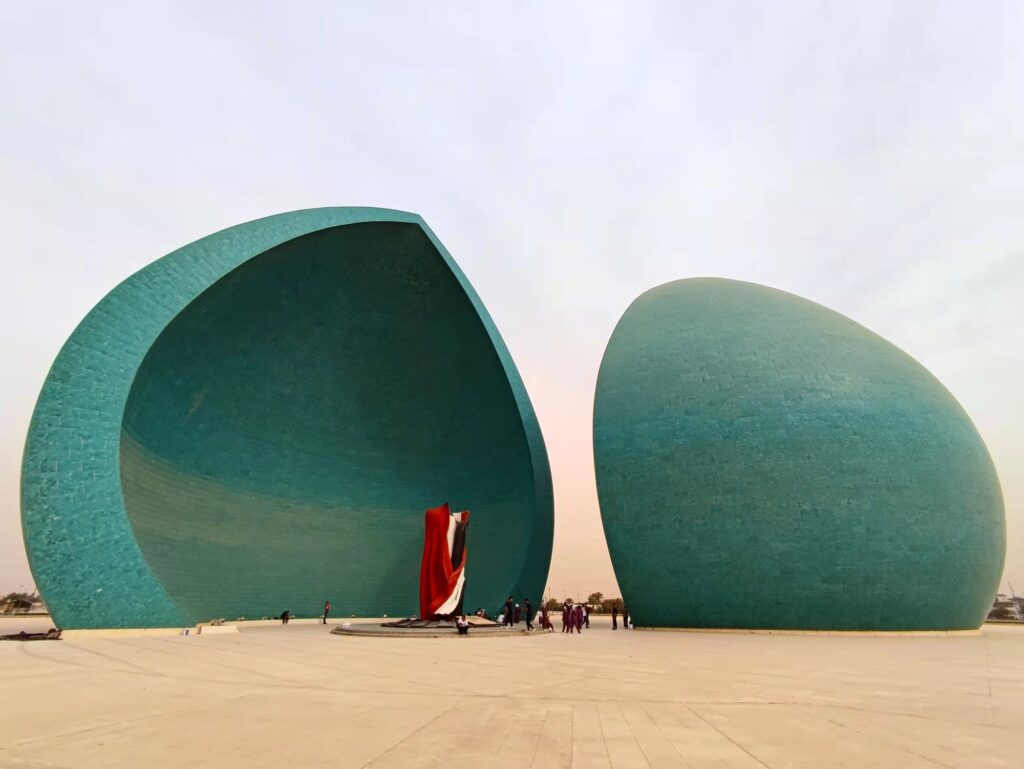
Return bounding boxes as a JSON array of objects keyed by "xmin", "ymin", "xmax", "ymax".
[
  {"xmin": 380, "ymin": 616, "xmax": 496, "ymax": 629},
  {"xmin": 331, "ymin": 617, "xmax": 530, "ymax": 638}
]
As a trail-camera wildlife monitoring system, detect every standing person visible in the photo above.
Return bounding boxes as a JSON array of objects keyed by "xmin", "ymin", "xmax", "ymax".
[
  {"xmin": 561, "ymin": 600, "xmax": 571, "ymax": 633},
  {"xmin": 524, "ymin": 598, "xmax": 534, "ymax": 631},
  {"xmin": 280, "ymin": 610, "xmax": 291, "ymax": 625},
  {"xmin": 572, "ymin": 603, "xmax": 583, "ymax": 634},
  {"xmin": 622, "ymin": 604, "xmax": 630, "ymax": 630},
  {"xmin": 612, "ymin": 603, "xmax": 619, "ymax": 630},
  {"xmin": 583, "ymin": 604, "xmax": 590, "ymax": 629},
  {"xmin": 504, "ymin": 596, "xmax": 514, "ymax": 627},
  {"xmin": 323, "ymin": 599, "xmax": 331, "ymax": 625}
]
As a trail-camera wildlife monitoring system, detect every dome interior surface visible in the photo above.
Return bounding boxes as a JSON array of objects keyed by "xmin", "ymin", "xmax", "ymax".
[{"xmin": 120, "ymin": 221, "xmax": 535, "ymax": 622}]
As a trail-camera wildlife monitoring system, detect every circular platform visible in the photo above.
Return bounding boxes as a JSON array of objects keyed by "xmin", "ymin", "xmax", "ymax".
[{"xmin": 331, "ymin": 619, "xmax": 530, "ymax": 638}]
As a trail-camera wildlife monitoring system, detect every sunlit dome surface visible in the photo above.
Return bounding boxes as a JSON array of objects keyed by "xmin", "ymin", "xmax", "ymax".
[{"xmin": 594, "ymin": 278, "xmax": 1004, "ymax": 630}]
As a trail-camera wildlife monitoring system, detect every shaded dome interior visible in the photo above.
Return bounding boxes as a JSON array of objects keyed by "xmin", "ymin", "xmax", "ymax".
[{"xmin": 120, "ymin": 221, "xmax": 536, "ymax": 622}]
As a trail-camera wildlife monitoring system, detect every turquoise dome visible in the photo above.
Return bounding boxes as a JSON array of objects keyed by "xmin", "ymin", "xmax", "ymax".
[
  {"xmin": 594, "ymin": 278, "xmax": 1004, "ymax": 630},
  {"xmin": 22, "ymin": 208, "xmax": 552, "ymax": 629}
]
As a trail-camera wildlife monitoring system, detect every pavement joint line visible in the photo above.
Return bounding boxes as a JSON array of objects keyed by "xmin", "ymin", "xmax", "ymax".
[
  {"xmin": 358, "ymin": 697, "xmax": 463, "ymax": 769},
  {"xmin": 683, "ymin": 702, "xmax": 773, "ymax": 769},
  {"xmin": 526, "ymin": 707, "xmax": 549, "ymax": 768},
  {"xmin": 639, "ymin": 703, "xmax": 694, "ymax": 769},
  {"xmin": 813, "ymin": 711, "xmax": 959, "ymax": 769}
]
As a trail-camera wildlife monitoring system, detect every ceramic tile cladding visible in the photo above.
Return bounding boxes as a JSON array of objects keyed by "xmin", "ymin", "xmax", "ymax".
[
  {"xmin": 593, "ymin": 278, "xmax": 1004, "ymax": 630},
  {"xmin": 22, "ymin": 208, "xmax": 552, "ymax": 629}
]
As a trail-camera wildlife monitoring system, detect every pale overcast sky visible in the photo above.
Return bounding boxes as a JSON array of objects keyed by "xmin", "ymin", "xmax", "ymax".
[{"xmin": 2, "ymin": 3, "xmax": 1022, "ymax": 599}]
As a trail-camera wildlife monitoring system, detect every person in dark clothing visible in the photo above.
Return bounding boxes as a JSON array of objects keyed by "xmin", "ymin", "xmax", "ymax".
[
  {"xmin": 503, "ymin": 596, "xmax": 514, "ymax": 627},
  {"xmin": 584, "ymin": 605, "xmax": 590, "ymax": 629},
  {"xmin": 561, "ymin": 600, "xmax": 571, "ymax": 633},
  {"xmin": 612, "ymin": 603, "xmax": 619, "ymax": 630},
  {"xmin": 280, "ymin": 610, "xmax": 291, "ymax": 625},
  {"xmin": 524, "ymin": 597, "xmax": 533, "ymax": 631},
  {"xmin": 323, "ymin": 599, "xmax": 331, "ymax": 624},
  {"xmin": 622, "ymin": 605, "xmax": 630, "ymax": 629}
]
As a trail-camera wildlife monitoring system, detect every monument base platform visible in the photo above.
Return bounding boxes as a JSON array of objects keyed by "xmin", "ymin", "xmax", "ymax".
[{"xmin": 331, "ymin": 618, "xmax": 531, "ymax": 638}]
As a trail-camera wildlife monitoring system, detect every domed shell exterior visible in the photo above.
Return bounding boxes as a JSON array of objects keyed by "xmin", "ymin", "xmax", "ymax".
[{"xmin": 594, "ymin": 278, "xmax": 1004, "ymax": 630}]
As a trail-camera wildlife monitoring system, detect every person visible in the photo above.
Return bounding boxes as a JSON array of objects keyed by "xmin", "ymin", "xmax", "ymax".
[
  {"xmin": 622, "ymin": 604, "xmax": 630, "ymax": 630},
  {"xmin": 514, "ymin": 603, "xmax": 521, "ymax": 625},
  {"xmin": 540, "ymin": 604, "xmax": 554, "ymax": 631},
  {"xmin": 612, "ymin": 603, "xmax": 619, "ymax": 630},
  {"xmin": 280, "ymin": 610, "xmax": 291, "ymax": 625},
  {"xmin": 583, "ymin": 604, "xmax": 590, "ymax": 628},
  {"xmin": 504, "ymin": 596, "xmax": 514, "ymax": 627},
  {"xmin": 524, "ymin": 597, "xmax": 533, "ymax": 631},
  {"xmin": 561, "ymin": 600, "xmax": 571, "ymax": 633},
  {"xmin": 456, "ymin": 615, "xmax": 470, "ymax": 636},
  {"xmin": 572, "ymin": 603, "xmax": 583, "ymax": 633},
  {"xmin": 323, "ymin": 599, "xmax": 331, "ymax": 624}
]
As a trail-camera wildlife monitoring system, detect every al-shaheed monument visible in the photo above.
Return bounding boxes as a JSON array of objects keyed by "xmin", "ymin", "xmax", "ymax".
[
  {"xmin": 21, "ymin": 208, "xmax": 554, "ymax": 629},
  {"xmin": 21, "ymin": 208, "xmax": 1004, "ymax": 631}
]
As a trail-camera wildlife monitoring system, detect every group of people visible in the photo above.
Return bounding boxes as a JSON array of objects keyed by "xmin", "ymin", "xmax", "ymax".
[
  {"xmin": 561, "ymin": 599, "xmax": 587, "ymax": 633},
  {"xmin": 488, "ymin": 596, "xmax": 634, "ymax": 634},
  {"xmin": 275, "ymin": 597, "xmax": 630, "ymax": 633},
  {"xmin": 279, "ymin": 599, "xmax": 332, "ymax": 625},
  {"xmin": 562, "ymin": 600, "xmax": 631, "ymax": 633},
  {"xmin": 494, "ymin": 596, "xmax": 556, "ymax": 632}
]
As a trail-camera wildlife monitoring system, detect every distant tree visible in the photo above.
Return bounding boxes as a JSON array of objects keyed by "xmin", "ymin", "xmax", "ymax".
[
  {"xmin": 587, "ymin": 592, "xmax": 604, "ymax": 609},
  {"xmin": 544, "ymin": 598, "xmax": 562, "ymax": 611},
  {"xmin": 600, "ymin": 598, "xmax": 622, "ymax": 614}
]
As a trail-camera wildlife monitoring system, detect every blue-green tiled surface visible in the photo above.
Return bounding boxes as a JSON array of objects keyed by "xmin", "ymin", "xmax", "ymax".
[
  {"xmin": 593, "ymin": 278, "xmax": 1004, "ymax": 630},
  {"xmin": 22, "ymin": 208, "xmax": 552, "ymax": 629}
]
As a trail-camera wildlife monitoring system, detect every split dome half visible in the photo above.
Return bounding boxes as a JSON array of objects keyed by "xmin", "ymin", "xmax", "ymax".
[
  {"xmin": 594, "ymin": 278, "xmax": 1005, "ymax": 631},
  {"xmin": 22, "ymin": 208, "xmax": 553, "ymax": 629}
]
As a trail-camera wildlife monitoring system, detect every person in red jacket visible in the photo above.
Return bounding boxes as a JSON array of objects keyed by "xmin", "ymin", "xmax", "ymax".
[{"xmin": 540, "ymin": 604, "xmax": 554, "ymax": 631}]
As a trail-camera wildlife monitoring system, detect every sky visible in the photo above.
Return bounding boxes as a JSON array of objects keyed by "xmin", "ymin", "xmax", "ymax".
[{"xmin": 1, "ymin": 2, "xmax": 1022, "ymax": 601}]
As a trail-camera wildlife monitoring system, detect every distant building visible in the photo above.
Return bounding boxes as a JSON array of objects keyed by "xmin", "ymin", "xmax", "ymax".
[
  {"xmin": 0, "ymin": 594, "xmax": 46, "ymax": 615},
  {"xmin": 987, "ymin": 594, "xmax": 1024, "ymax": 622}
]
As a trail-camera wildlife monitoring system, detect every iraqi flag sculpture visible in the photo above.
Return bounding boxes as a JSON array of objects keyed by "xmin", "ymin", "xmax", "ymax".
[{"xmin": 418, "ymin": 503, "xmax": 469, "ymax": 619}]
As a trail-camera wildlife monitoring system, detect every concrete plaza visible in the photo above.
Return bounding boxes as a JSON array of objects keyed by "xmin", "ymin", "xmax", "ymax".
[{"xmin": 1, "ymin": 617, "xmax": 1021, "ymax": 768}]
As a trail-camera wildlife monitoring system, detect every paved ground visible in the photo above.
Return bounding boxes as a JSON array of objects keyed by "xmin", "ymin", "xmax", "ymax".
[{"xmin": 1, "ymin": 617, "xmax": 1021, "ymax": 768}]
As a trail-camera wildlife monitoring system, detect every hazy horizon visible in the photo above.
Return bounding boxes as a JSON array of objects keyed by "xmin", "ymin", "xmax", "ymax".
[{"xmin": 2, "ymin": 3, "xmax": 1022, "ymax": 603}]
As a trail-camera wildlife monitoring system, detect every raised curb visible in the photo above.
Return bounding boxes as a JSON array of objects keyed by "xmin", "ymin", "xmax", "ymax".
[{"xmin": 634, "ymin": 626, "xmax": 984, "ymax": 636}]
